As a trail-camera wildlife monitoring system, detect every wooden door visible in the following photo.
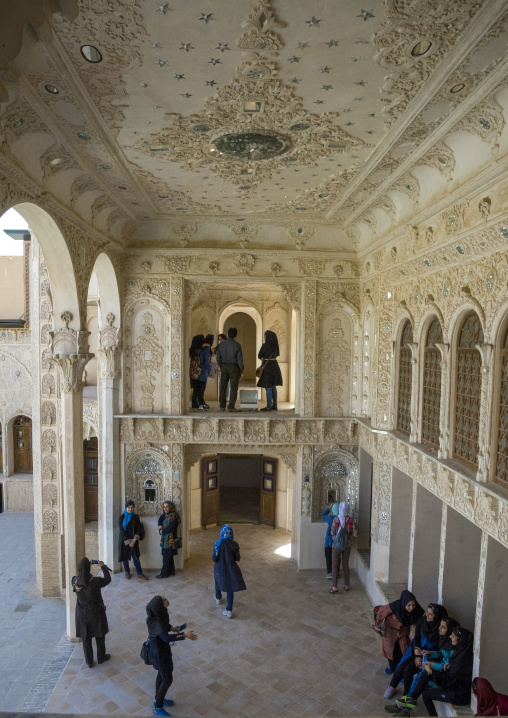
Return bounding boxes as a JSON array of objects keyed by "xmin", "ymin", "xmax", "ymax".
[
  {"xmin": 260, "ymin": 457, "xmax": 277, "ymax": 527},
  {"xmin": 84, "ymin": 437, "xmax": 99, "ymax": 522},
  {"xmin": 14, "ymin": 416, "xmax": 32, "ymax": 473},
  {"xmin": 202, "ymin": 455, "xmax": 220, "ymax": 528}
]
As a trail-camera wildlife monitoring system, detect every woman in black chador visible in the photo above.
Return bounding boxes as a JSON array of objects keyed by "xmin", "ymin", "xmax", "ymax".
[
  {"xmin": 146, "ymin": 595, "xmax": 198, "ymax": 717},
  {"xmin": 118, "ymin": 500, "xmax": 149, "ymax": 580},
  {"xmin": 156, "ymin": 501, "xmax": 181, "ymax": 579},
  {"xmin": 72, "ymin": 558, "xmax": 111, "ymax": 668},
  {"xmin": 257, "ymin": 329, "xmax": 283, "ymax": 412}
]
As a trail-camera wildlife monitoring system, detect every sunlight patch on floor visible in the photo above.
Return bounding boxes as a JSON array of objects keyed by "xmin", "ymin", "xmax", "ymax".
[{"xmin": 274, "ymin": 542, "xmax": 292, "ymax": 557}]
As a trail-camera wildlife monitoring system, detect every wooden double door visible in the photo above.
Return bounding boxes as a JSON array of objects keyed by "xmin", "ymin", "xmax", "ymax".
[
  {"xmin": 202, "ymin": 454, "xmax": 277, "ymax": 528},
  {"xmin": 84, "ymin": 437, "xmax": 99, "ymax": 522},
  {"xmin": 14, "ymin": 416, "xmax": 32, "ymax": 473}
]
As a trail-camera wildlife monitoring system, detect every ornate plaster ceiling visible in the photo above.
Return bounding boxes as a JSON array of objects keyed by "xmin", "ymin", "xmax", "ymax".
[{"xmin": 1, "ymin": 0, "xmax": 508, "ymax": 253}]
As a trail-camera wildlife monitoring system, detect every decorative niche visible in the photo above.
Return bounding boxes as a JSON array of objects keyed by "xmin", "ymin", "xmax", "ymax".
[{"xmin": 311, "ymin": 449, "xmax": 358, "ymax": 522}]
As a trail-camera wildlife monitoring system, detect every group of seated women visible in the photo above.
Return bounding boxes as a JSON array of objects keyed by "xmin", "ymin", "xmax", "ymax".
[{"xmin": 374, "ymin": 590, "xmax": 507, "ymax": 717}]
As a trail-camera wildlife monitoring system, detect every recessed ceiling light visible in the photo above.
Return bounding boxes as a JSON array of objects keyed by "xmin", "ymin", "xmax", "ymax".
[
  {"xmin": 44, "ymin": 84, "xmax": 59, "ymax": 95},
  {"xmin": 131, "ymin": 201, "xmax": 139, "ymax": 205},
  {"xmin": 410, "ymin": 39, "xmax": 433, "ymax": 57},
  {"xmin": 450, "ymin": 83, "xmax": 465, "ymax": 94},
  {"xmin": 80, "ymin": 45, "xmax": 103, "ymax": 63},
  {"xmin": 49, "ymin": 157, "xmax": 62, "ymax": 166},
  {"xmin": 77, "ymin": 132, "xmax": 91, "ymax": 140},
  {"xmin": 158, "ymin": 194, "xmax": 169, "ymax": 199},
  {"xmin": 118, "ymin": 185, "xmax": 127, "ymax": 190}
]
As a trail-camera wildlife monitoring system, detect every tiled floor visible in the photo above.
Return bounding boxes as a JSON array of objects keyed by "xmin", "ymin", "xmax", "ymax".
[{"xmin": 42, "ymin": 524, "xmax": 403, "ymax": 717}]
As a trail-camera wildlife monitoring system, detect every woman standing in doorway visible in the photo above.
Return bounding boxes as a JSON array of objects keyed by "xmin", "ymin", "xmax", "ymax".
[
  {"xmin": 212, "ymin": 524, "xmax": 246, "ymax": 619},
  {"xmin": 328, "ymin": 501, "xmax": 357, "ymax": 594},
  {"xmin": 189, "ymin": 334, "xmax": 205, "ymax": 411},
  {"xmin": 374, "ymin": 590, "xmax": 424, "ymax": 673},
  {"xmin": 257, "ymin": 329, "xmax": 283, "ymax": 412},
  {"xmin": 156, "ymin": 501, "xmax": 181, "ymax": 579},
  {"xmin": 72, "ymin": 558, "xmax": 111, "ymax": 668}
]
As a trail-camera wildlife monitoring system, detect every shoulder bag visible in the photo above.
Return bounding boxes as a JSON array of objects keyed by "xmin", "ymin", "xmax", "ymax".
[
  {"xmin": 140, "ymin": 639, "xmax": 152, "ymax": 665},
  {"xmin": 255, "ymin": 352, "xmax": 273, "ymax": 379}
]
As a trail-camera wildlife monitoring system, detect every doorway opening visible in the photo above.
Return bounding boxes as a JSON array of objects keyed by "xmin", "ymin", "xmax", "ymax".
[
  {"xmin": 13, "ymin": 415, "xmax": 32, "ymax": 473},
  {"xmin": 201, "ymin": 454, "xmax": 277, "ymax": 527},
  {"xmin": 223, "ymin": 312, "xmax": 257, "ymax": 382},
  {"xmin": 84, "ymin": 437, "xmax": 98, "ymax": 522}
]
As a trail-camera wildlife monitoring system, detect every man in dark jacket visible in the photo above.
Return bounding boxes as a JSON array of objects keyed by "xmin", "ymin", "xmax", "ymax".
[
  {"xmin": 118, "ymin": 500, "xmax": 149, "ymax": 580},
  {"xmin": 215, "ymin": 327, "xmax": 244, "ymax": 412}
]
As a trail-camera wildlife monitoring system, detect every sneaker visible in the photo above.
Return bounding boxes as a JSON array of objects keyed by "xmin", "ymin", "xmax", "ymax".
[
  {"xmin": 202, "ymin": 403, "xmax": 210, "ymax": 409},
  {"xmin": 396, "ymin": 696, "xmax": 417, "ymax": 710},
  {"xmin": 223, "ymin": 609, "xmax": 232, "ymax": 619},
  {"xmin": 384, "ymin": 706, "xmax": 410, "ymax": 715},
  {"xmin": 154, "ymin": 700, "xmax": 174, "ymax": 709},
  {"xmin": 325, "ymin": 573, "xmax": 333, "ymax": 580},
  {"xmin": 152, "ymin": 708, "xmax": 171, "ymax": 717},
  {"xmin": 384, "ymin": 666, "xmax": 394, "ymax": 675},
  {"xmin": 199, "ymin": 405, "xmax": 208, "ymax": 412},
  {"xmin": 384, "ymin": 687, "xmax": 395, "ymax": 699},
  {"xmin": 215, "ymin": 597, "xmax": 222, "ymax": 605}
]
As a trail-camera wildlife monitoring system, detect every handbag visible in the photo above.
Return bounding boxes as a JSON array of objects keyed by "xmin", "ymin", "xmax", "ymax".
[
  {"xmin": 190, "ymin": 354, "xmax": 201, "ymax": 380},
  {"xmin": 255, "ymin": 353, "xmax": 273, "ymax": 379},
  {"xmin": 140, "ymin": 639, "xmax": 152, "ymax": 665}
]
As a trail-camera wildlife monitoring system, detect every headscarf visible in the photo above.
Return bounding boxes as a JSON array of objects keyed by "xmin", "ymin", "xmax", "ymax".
[
  {"xmin": 146, "ymin": 595, "xmax": 170, "ymax": 639},
  {"xmin": 438, "ymin": 616, "xmax": 459, "ymax": 650},
  {"xmin": 213, "ymin": 524, "xmax": 234, "ymax": 557},
  {"xmin": 189, "ymin": 334, "xmax": 204, "ymax": 359},
  {"xmin": 438, "ymin": 627, "xmax": 473, "ymax": 687},
  {"xmin": 331, "ymin": 503, "xmax": 340, "ymax": 516},
  {"xmin": 338, "ymin": 501, "xmax": 348, "ymax": 528},
  {"xmin": 389, "ymin": 589, "xmax": 424, "ymax": 627},
  {"xmin": 418, "ymin": 603, "xmax": 448, "ymax": 647},
  {"xmin": 74, "ymin": 557, "xmax": 92, "ymax": 588},
  {"xmin": 475, "ymin": 677, "xmax": 508, "ymax": 717},
  {"xmin": 264, "ymin": 329, "xmax": 280, "ymax": 358},
  {"xmin": 122, "ymin": 500, "xmax": 135, "ymax": 530}
]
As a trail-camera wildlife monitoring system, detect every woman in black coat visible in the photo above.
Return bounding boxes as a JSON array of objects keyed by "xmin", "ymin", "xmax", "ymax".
[
  {"xmin": 156, "ymin": 501, "xmax": 181, "ymax": 579},
  {"xmin": 146, "ymin": 595, "xmax": 198, "ymax": 717},
  {"xmin": 118, "ymin": 500, "xmax": 148, "ymax": 580},
  {"xmin": 257, "ymin": 329, "xmax": 283, "ymax": 412},
  {"xmin": 72, "ymin": 558, "xmax": 111, "ymax": 668},
  {"xmin": 212, "ymin": 524, "xmax": 246, "ymax": 619}
]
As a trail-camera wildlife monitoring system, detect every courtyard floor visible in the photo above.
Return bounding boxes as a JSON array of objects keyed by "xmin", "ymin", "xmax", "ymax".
[{"xmin": 0, "ymin": 513, "xmax": 409, "ymax": 717}]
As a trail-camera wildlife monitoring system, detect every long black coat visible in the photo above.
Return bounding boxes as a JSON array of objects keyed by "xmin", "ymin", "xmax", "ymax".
[
  {"xmin": 72, "ymin": 566, "xmax": 111, "ymax": 639},
  {"xmin": 118, "ymin": 513, "xmax": 142, "ymax": 562},
  {"xmin": 256, "ymin": 341, "xmax": 283, "ymax": 389},
  {"xmin": 213, "ymin": 539, "xmax": 246, "ymax": 593}
]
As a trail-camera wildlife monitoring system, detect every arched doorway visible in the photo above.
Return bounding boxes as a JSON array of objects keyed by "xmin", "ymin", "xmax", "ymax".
[
  {"xmin": 13, "ymin": 415, "xmax": 32, "ymax": 473},
  {"xmin": 84, "ymin": 437, "xmax": 98, "ymax": 522},
  {"xmin": 223, "ymin": 312, "xmax": 257, "ymax": 381}
]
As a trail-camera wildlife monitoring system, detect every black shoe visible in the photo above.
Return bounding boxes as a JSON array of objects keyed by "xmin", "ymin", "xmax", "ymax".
[
  {"xmin": 259, "ymin": 406, "xmax": 272, "ymax": 411},
  {"xmin": 98, "ymin": 654, "xmax": 111, "ymax": 665},
  {"xmin": 272, "ymin": 405, "xmax": 278, "ymax": 411},
  {"xmin": 87, "ymin": 661, "xmax": 94, "ymax": 668},
  {"xmin": 155, "ymin": 574, "xmax": 167, "ymax": 579},
  {"xmin": 202, "ymin": 403, "xmax": 210, "ymax": 409}
]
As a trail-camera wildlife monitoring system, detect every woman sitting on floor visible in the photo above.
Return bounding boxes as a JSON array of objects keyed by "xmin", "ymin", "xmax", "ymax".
[
  {"xmin": 395, "ymin": 626, "xmax": 474, "ymax": 716},
  {"xmin": 374, "ymin": 590, "xmax": 424, "ymax": 674},
  {"xmin": 473, "ymin": 677, "xmax": 508, "ymax": 716},
  {"xmin": 384, "ymin": 603, "xmax": 448, "ymax": 699}
]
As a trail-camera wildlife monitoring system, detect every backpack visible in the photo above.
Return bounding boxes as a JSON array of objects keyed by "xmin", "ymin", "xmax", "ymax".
[
  {"xmin": 189, "ymin": 354, "xmax": 201, "ymax": 380},
  {"xmin": 332, "ymin": 525, "xmax": 349, "ymax": 551}
]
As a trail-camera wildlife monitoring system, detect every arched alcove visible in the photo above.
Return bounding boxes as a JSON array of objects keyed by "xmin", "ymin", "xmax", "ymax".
[
  {"xmin": 219, "ymin": 303, "xmax": 263, "ymax": 383},
  {"xmin": 312, "ymin": 449, "xmax": 358, "ymax": 522},
  {"xmin": 223, "ymin": 311, "xmax": 257, "ymax": 381},
  {"xmin": 124, "ymin": 447, "xmax": 172, "ymax": 517}
]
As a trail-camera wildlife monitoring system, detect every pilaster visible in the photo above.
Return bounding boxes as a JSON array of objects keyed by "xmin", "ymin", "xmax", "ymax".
[
  {"xmin": 435, "ymin": 342, "xmax": 450, "ymax": 459},
  {"xmin": 476, "ymin": 343, "xmax": 493, "ymax": 482},
  {"xmin": 408, "ymin": 341, "xmax": 419, "ymax": 443},
  {"xmin": 437, "ymin": 502, "xmax": 447, "ymax": 603},
  {"xmin": 473, "ymin": 531, "xmax": 488, "ymax": 658}
]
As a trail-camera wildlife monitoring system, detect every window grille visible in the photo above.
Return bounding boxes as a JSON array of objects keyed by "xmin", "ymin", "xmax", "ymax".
[
  {"xmin": 397, "ymin": 320, "xmax": 413, "ymax": 434},
  {"xmin": 454, "ymin": 313, "xmax": 483, "ymax": 468}
]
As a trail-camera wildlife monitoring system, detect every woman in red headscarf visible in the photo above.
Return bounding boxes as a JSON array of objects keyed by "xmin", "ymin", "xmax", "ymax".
[{"xmin": 473, "ymin": 677, "xmax": 508, "ymax": 716}]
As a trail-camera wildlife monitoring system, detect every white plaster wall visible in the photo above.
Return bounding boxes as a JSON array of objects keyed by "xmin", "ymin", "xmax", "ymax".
[{"xmin": 136, "ymin": 516, "xmax": 183, "ymax": 571}]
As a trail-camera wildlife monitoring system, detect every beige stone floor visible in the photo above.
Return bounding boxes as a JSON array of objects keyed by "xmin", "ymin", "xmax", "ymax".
[{"xmin": 44, "ymin": 526, "xmax": 400, "ymax": 717}]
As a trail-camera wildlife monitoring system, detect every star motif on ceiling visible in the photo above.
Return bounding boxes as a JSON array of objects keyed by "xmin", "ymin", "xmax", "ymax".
[
  {"xmin": 154, "ymin": 105, "xmax": 162, "ymax": 109},
  {"xmin": 199, "ymin": 12, "xmax": 213, "ymax": 23},
  {"xmin": 306, "ymin": 16, "xmax": 322, "ymax": 27},
  {"xmin": 350, "ymin": 57, "xmax": 361, "ymax": 63},
  {"xmin": 355, "ymin": 80, "xmax": 367, "ymax": 86},
  {"xmin": 366, "ymin": 130, "xmax": 375, "ymax": 134},
  {"xmin": 322, "ymin": 85, "xmax": 333, "ymax": 91},
  {"xmin": 291, "ymin": 77, "xmax": 301, "ymax": 84},
  {"xmin": 216, "ymin": 42, "xmax": 230, "ymax": 52},
  {"xmin": 140, "ymin": 82, "xmax": 149, "ymax": 88},
  {"xmin": 297, "ymin": 42, "xmax": 310, "ymax": 49},
  {"xmin": 368, "ymin": 112, "xmax": 375, "ymax": 117},
  {"xmin": 174, "ymin": 73, "xmax": 185, "ymax": 80},
  {"xmin": 321, "ymin": 65, "xmax": 332, "ymax": 73},
  {"xmin": 288, "ymin": 56, "xmax": 301, "ymax": 63},
  {"xmin": 205, "ymin": 80, "xmax": 218, "ymax": 86},
  {"xmin": 358, "ymin": 9, "xmax": 375, "ymax": 22},
  {"xmin": 325, "ymin": 39, "xmax": 339, "ymax": 47},
  {"xmin": 180, "ymin": 42, "xmax": 194, "ymax": 52},
  {"xmin": 354, "ymin": 96, "xmax": 364, "ymax": 101},
  {"xmin": 342, "ymin": 108, "xmax": 352, "ymax": 113},
  {"xmin": 314, "ymin": 99, "xmax": 325, "ymax": 105},
  {"xmin": 149, "ymin": 42, "xmax": 163, "ymax": 50},
  {"xmin": 345, "ymin": 121, "xmax": 355, "ymax": 126},
  {"xmin": 209, "ymin": 57, "xmax": 221, "ymax": 65},
  {"xmin": 156, "ymin": 59, "xmax": 168, "ymax": 67},
  {"xmin": 356, "ymin": 38, "xmax": 369, "ymax": 44},
  {"xmin": 181, "ymin": 93, "xmax": 192, "ymax": 98},
  {"xmin": 156, "ymin": 3, "xmax": 170, "ymax": 14}
]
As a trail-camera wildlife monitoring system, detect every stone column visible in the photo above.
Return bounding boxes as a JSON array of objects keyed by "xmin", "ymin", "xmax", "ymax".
[
  {"xmin": 475, "ymin": 343, "xmax": 493, "ymax": 482},
  {"xmin": 435, "ymin": 342, "xmax": 450, "ymax": 459},
  {"xmin": 97, "ymin": 313, "xmax": 121, "ymax": 572},
  {"xmin": 302, "ymin": 281, "xmax": 317, "ymax": 417},
  {"xmin": 437, "ymin": 502, "xmax": 447, "ymax": 603},
  {"xmin": 50, "ymin": 313, "xmax": 93, "ymax": 638},
  {"xmin": 370, "ymin": 459, "xmax": 392, "ymax": 581},
  {"xmin": 408, "ymin": 341, "xmax": 419, "ymax": 443},
  {"xmin": 473, "ymin": 531, "xmax": 488, "ymax": 668}
]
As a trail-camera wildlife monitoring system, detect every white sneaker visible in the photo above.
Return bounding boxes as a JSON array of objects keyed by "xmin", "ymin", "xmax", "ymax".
[
  {"xmin": 223, "ymin": 610, "xmax": 232, "ymax": 619},
  {"xmin": 215, "ymin": 597, "xmax": 221, "ymax": 605},
  {"xmin": 325, "ymin": 573, "xmax": 333, "ymax": 580}
]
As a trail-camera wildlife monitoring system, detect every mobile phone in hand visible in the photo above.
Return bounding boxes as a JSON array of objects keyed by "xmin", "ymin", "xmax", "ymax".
[{"xmin": 179, "ymin": 623, "xmax": 187, "ymax": 630}]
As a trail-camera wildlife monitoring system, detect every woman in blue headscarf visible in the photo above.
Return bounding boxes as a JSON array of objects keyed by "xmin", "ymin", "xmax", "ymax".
[
  {"xmin": 212, "ymin": 524, "xmax": 246, "ymax": 619},
  {"xmin": 118, "ymin": 500, "xmax": 148, "ymax": 580}
]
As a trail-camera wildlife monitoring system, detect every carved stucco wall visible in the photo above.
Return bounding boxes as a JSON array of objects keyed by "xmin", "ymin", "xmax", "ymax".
[{"xmin": 311, "ymin": 448, "xmax": 359, "ymax": 522}]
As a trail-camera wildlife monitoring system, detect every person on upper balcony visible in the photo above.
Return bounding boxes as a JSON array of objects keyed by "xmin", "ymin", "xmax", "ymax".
[{"xmin": 216, "ymin": 327, "xmax": 244, "ymax": 412}]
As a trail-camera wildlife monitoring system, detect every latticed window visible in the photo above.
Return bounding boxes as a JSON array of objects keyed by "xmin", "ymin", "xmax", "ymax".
[
  {"xmin": 495, "ymin": 326, "xmax": 508, "ymax": 485},
  {"xmin": 422, "ymin": 318, "xmax": 443, "ymax": 449},
  {"xmin": 397, "ymin": 320, "xmax": 413, "ymax": 434},
  {"xmin": 454, "ymin": 313, "xmax": 483, "ymax": 468}
]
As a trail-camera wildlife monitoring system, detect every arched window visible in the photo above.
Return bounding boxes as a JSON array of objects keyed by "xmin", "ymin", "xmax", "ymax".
[
  {"xmin": 454, "ymin": 312, "xmax": 484, "ymax": 467},
  {"xmin": 397, "ymin": 320, "xmax": 413, "ymax": 434},
  {"xmin": 494, "ymin": 325, "xmax": 508, "ymax": 485},
  {"xmin": 422, "ymin": 318, "xmax": 444, "ymax": 449}
]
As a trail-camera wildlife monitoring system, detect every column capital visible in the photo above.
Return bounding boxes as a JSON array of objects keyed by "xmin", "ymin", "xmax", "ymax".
[
  {"xmin": 50, "ymin": 313, "xmax": 93, "ymax": 393},
  {"xmin": 97, "ymin": 346, "xmax": 121, "ymax": 380},
  {"xmin": 50, "ymin": 353, "xmax": 93, "ymax": 393}
]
